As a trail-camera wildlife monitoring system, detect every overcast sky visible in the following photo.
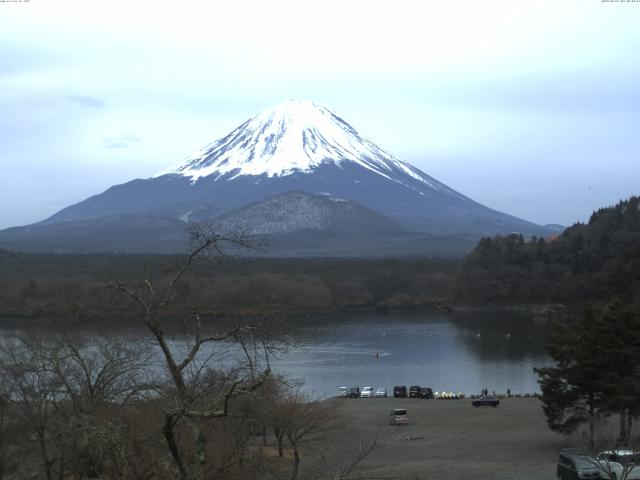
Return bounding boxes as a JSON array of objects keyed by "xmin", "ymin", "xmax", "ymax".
[{"xmin": 1, "ymin": 0, "xmax": 639, "ymax": 229}]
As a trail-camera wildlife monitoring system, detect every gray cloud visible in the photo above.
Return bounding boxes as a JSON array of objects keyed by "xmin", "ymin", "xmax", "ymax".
[{"xmin": 99, "ymin": 134, "xmax": 141, "ymax": 150}]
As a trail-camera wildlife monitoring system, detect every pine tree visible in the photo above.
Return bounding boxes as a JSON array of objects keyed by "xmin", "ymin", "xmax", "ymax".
[
  {"xmin": 535, "ymin": 309, "xmax": 609, "ymax": 444},
  {"xmin": 535, "ymin": 302, "xmax": 640, "ymax": 445},
  {"xmin": 595, "ymin": 301, "xmax": 640, "ymax": 444}
]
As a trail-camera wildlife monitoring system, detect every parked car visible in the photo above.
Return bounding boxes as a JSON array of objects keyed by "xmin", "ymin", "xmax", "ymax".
[
  {"xmin": 347, "ymin": 386, "xmax": 360, "ymax": 398},
  {"xmin": 337, "ymin": 386, "xmax": 348, "ymax": 398},
  {"xmin": 471, "ymin": 395, "xmax": 500, "ymax": 407},
  {"xmin": 375, "ymin": 387, "xmax": 388, "ymax": 398},
  {"xmin": 409, "ymin": 385, "xmax": 421, "ymax": 398},
  {"xmin": 360, "ymin": 386, "xmax": 374, "ymax": 398},
  {"xmin": 393, "ymin": 386, "xmax": 407, "ymax": 398},
  {"xmin": 389, "ymin": 408, "xmax": 408, "ymax": 425},
  {"xmin": 596, "ymin": 449, "xmax": 640, "ymax": 480},
  {"xmin": 419, "ymin": 387, "xmax": 434, "ymax": 399},
  {"xmin": 557, "ymin": 448, "xmax": 601, "ymax": 480}
]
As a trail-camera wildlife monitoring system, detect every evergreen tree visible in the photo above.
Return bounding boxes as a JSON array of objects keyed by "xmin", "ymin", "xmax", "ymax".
[
  {"xmin": 535, "ymin": 302, "xmax": 640, "ymax": 445},
  {"xmin": 595, "ymin": 301, "xmax": 640, "ymax": 444},
  {"xmin": 534, "ymin": 311, "xmax": 609, "ymax": 444}
]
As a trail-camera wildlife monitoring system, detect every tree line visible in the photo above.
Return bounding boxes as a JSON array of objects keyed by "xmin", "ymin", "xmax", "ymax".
[
  {"xmin": 0, "ymin": 251, "xmax": 457, "ymax": 321},
  {"xmin": 454, "ymin": 196, "xmax": 640, "ymax": 307}
]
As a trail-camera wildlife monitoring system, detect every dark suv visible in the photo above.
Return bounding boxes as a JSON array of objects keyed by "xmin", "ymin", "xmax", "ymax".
[
  {"xmin": 409, "ymin": 385, "xmax": 421, "ymax": 398},
  {"xmin": 347, "ymin": 386, "xmax": 360, "ymax": 398},
  {"xmin": 393, "ymin": 386, "xmax": 407, "ymax": 398},
  {"xmin": 557, "ymin": 448, "xmax": 601, "ymax": 480},
  {"xmin": 419, "ymin": 387, "xmax": 434, "ymax": 399}
]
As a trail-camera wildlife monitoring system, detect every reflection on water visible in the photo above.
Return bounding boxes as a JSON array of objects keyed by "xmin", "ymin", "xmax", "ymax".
[
  {"xmin": 0, "ymin": 309, "xmax": 551, "ymax": 400},
  {"xmin": 269, "ymin": 310, "xmax": 551, "ymax": 399}
]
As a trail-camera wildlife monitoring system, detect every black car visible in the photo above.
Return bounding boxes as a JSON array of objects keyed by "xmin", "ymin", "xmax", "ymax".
[
  {"xmin": 557, "ymin": 448, "xmax": 601, "ymax": 480},
  {"xmin": 471, "ymin": 395, "xmax": 500, "ymax": 407},
  {"xmin": 408, "ymin": 385, "xmax": 421, "ymax": 398},
  {"xmin": 393, "ymin": 386, "xmax": 407, "ymax": 398},
  {"xmin": 419, "ymin": 387, "xmax": 434, "ymax": 399},
  {"xmin": 348, "ymin": 386, "xmax": 360, "ymax": 398}
]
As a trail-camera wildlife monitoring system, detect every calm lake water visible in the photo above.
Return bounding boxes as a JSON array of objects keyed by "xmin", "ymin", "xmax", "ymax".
[
  {"xmin": 269, "ymin": 309, "xmax": 551, "ymax": 399},
  {"xmin": 0, "ymin": 309, "xmax": 552, "ymax": 400}
]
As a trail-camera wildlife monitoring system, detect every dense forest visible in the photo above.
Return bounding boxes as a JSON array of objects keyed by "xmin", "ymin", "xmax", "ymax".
[
  {"xmin": 454, "ymin": 196, "xmax": 640, "ymax": 307},
  {"xmin": 0, "ymin": 251, "xmax": 457, "ymax": 321},
  {"xmin": 0, "ymin": 196, "xmax": 637, "ymax": 321}
]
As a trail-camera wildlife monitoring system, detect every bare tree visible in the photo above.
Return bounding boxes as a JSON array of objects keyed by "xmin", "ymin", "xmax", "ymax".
[
  {"xmin": 106, "ymin": 226, "xmax": 282, "ymax": 480},
  {"xmin": 50, "ymin": 334, "xmax": 154, "ymax": 479},
  {"xmin": 0, "ymin": 334, "xmax": 65, "ymax": 480},
  {"xmin": 274, "ymin": 389, "xmax": 335, "ymax": 480},
  {"xmin": 0, "ymin": 332, "xmax": 159, "ymax": 480},
  {"xmin": 0, "ymin": 378, "xmax": 19, "ymax": 480}
]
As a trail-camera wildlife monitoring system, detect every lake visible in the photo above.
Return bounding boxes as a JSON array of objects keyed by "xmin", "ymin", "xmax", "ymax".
[
  {"xmin": 268, "ymin": 309, "xmax": 551, "ymax": 399},
  {"xmin": 0, "ymin": 309, "xmax": 552, "ymax": 400}
]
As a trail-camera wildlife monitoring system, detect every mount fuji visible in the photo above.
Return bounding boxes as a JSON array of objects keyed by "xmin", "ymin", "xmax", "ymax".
[{"xmin": 0, "ymin": 100, "xmax": 550, "ymax": 255}]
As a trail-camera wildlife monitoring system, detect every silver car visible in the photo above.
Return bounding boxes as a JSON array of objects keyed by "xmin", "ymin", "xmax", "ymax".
[{"xmin": 375, "ymin": 387, "xmax": 388, "ymax": 397}]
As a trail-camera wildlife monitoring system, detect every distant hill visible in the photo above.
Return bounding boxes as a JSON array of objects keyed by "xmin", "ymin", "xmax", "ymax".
[{"xmin": 212, "ymin": 191, "xmax": 404, "ymax": 235}]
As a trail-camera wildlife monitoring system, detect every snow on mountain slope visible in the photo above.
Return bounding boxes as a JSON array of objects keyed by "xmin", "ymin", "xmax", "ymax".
[{"xmin": 158, "ymin": 100, "xmax": 457, "ymax": 196}]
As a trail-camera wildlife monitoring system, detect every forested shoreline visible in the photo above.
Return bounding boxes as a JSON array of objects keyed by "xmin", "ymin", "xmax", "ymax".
[
  {"xmin": 454, "ymin": 196, "xmax": 640, "ymax": 310},
  {"xmin": 0, "ymin": 196, "xmax": 637, "ymax": 322},
  {"xmin": 0, "ymin": 252, "xmax": 458, "ymax": 322}
]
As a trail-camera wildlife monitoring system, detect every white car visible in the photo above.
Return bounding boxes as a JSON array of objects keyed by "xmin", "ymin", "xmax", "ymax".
[
  {"xmin": 337, "ymin": 386, "xmax": 348, "ymax": 398},
  {"xmin": 596, "ymin": 450, "xmax": 640, "ymax": 480},
  {"xmin": 375, "ymin": 387, "xmax": 388, "ymax": 398},
  {"xmin": 360, "ymin": 386, "xmax": 374, "ymax": 398}
]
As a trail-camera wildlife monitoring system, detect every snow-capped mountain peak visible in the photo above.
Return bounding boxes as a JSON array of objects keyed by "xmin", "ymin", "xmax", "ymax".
[{"xmin": 158, "ymin": 100, "xmax": 450, "ymax": 193}]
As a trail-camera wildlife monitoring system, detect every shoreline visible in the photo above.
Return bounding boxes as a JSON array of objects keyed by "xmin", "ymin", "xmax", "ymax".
[{"xmin": 0, "ymin": 300, "xmax": 574, "ymax": 327}]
